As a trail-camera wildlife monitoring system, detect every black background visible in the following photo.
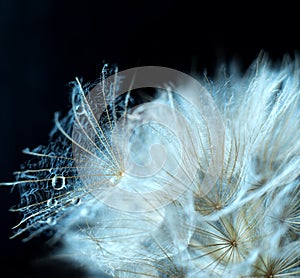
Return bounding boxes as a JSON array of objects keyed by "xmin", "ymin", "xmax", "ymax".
[{"xmin": 0, "ymin": 1, "xmax": 299, "ymax": 277}]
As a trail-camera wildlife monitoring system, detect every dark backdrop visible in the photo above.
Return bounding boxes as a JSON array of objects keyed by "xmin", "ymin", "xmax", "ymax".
[{"xmin": 1, "ymin": 1, "xmax": 299, "ymax": 277}]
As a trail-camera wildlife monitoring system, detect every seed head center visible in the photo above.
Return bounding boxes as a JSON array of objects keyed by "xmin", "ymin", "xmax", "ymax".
[{"xmin": 230, "ymin": 240, "xmax": 238, "ymax": 248}]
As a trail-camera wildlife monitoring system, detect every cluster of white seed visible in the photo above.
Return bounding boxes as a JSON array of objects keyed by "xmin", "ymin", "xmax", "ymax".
[{"xmin": 2, "ymin": 56, "xmax": 300, "ymax": 277}]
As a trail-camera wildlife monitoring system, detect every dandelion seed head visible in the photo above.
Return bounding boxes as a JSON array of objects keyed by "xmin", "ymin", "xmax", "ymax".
[{"xmin": 2, "ymin": 54, "xmax": 300, "ymax": 277}]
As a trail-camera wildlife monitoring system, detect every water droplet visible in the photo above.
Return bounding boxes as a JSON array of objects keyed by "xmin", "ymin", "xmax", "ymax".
[
  {"xmin": 71, "ymin": 197, "xmax": 81, "ymax": 206},
  {"xmin": 75, "ymin": 105, "xmax": 85, "ymax": 115},
  {"xmin": 52, "ymin": 176, "xmax": 66, "ymax": 190},
  {"xmin": 46, "ymin": 198, "xmax": 58, "ymax": 207},
  {"xmin": 46, "ymin": 217, "xmax": 57, "ymax": 226}
]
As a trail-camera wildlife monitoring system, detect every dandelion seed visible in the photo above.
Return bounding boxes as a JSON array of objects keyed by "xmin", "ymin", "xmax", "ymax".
[{"xmin": 2, "ymin": 54, "xmax": 300, "ymax": 277}]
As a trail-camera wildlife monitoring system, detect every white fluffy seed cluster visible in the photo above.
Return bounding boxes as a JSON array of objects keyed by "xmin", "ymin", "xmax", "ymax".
[{"xmin": 3, "ymin": 56, "xmax": 300, "ymax": 277}]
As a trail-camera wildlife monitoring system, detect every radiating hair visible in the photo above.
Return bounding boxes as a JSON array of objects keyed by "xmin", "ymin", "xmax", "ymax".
[{"xmin": 2, "ymin": 54, "xmax": 300, "ymax": 277}]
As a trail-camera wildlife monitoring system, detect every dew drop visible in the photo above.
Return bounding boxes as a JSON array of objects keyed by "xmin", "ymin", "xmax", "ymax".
[
  {"xmin": 46, "ymin": 217, "xmax": 57, "ymax": 226},
  {"xmin": 51, "ymin": 176, "xmax": 66, "ymax": 190},
  {"xmin": 71, "ymin": 197, "xmax": 81, "ymax": 206},
  {"xmin": 75, "ymin": 105, "xmax": 85, "ymax": 115},
  {"xmin": 47, "ymin": 198, "xmax": 58, "ymax": 207}
]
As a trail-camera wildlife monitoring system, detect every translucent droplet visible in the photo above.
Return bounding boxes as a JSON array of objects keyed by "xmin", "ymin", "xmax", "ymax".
[
  {"xmin": 75, "ymin": 105, "xmax": 85, "ymax": 115},
  {"xmin": 46, "ymin": 198, "xmax": 58, "ymax": 207},
  {"xmin": 71, "ymin": 197, "xmax": 81, "ymax": 206},
  {"xmin": 46, "ymin": 217, "xmax": 57, "ymax": 226},
  {"xmin": 51, "ymin": 176, "xmax": 66, "ymax": 190}
]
